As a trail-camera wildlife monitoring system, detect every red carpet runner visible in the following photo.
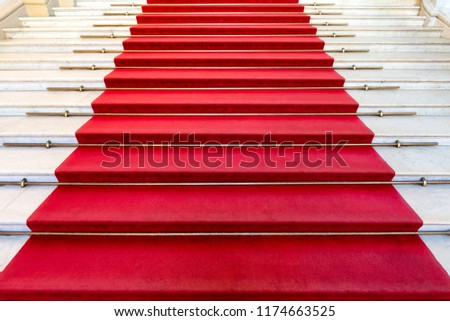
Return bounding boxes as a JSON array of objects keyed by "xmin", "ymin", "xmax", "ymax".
[{"xmin": 1, "ymin": 0, "xmax": 450, "ymax": 300}]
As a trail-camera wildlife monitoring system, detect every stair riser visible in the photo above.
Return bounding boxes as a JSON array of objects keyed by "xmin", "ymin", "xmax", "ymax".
[
  {"xmin": 1, "ymin": 43, "xmax": 449, "ymax": 53},
  {"xmin": 23, "ymin": 17, "xmax": 426, "ymax": 27},
  {"xmin": 52, "ymin": 8, "xmax": 421, "ymax": 16},
  {"xmin": 134, "ymin": 16, "xmax": 311, "ymax": 24},
  {"xmin": 2, "ymin": 107, "xmax": 450, "ymax": 117},
  {"xmin": 1, "ymin": 81, "xmax": 448, "ymax": 90},
  {"xmin": 5, "ymin": 30, "xmax": 441, "ymax": 39},
  {"xmin": 1, "ymin": 61, "xmax": 449, "ymax": 70},
  {"xmin": 326, "ymin": 44, "xmax": 450, "ymax": 53},
  {"xmin": 2, "ymin": 134, "xmax": 449, "ymax": 145}
]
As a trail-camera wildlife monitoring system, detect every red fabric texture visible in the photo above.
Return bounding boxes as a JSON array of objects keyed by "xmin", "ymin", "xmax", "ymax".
[
  {"xmin": 148, "ymin": 0, "xmax": 300, "ymax": 3},
  {"xmin": 130, "ymin": 24, "xmax": 317, "ymax": 35},
  {"xmin": 136, "ymin": 13, "xmax": 310, "ymax": 24},
  {"xmin": 92, "ymin": 89, "xmax": 360, "ymax": 113},
  {"xmin": 1, "ymin": 235, "xmax": 449, "ymax": 300},
  {"xmin": 141, "ymin": 4, "xmax": 305, "ymax": 13},
  {"xmin": 75, "ymin": 116, "xmax": 373, "ymax": 144},
  {"xmin": 114, "ymin": 52, "xmax": 332, "ymax": 67},
  {"xmin": 55, "ymin": 146, "xmax": 395, "ymax": 183},
  {"xmin": 1, "ymin": 0, "xmax": 449, "ymax": 301},
  {"xmin": 123, "ymin": 36, "xmax": 325, "ymax": 50},
  {"xmin": 28, "ymin": 185, "xmax": 421, "ymax": 233},
  {"xmin": 104, "ymin": 68, "xmax": 345, "ymax": 88}
]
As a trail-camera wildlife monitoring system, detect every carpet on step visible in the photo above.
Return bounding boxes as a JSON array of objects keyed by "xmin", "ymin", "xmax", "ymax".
[
  {"xmin": 147, "ymin": 0, "xmax": 300, "ymax": 3},
  {"xmin": 114, "ymin": 52, "xmax": 333, "ymax": 67},
  {"xmin": 136, "ymin": 13, "xmax": 310, "ymax": 24},
  {"xmin": 91, "ymin": 89, "xmax": 360, "ymax": 113},
  {"xmin": 55, "ymin": 146, "xmax": 395, "ymax": 183},
  {"xmin": 103, "ymin": 68, "xmax": 345, "ymax": 88},
  {"xmin": 130, "ymin": 24, "xmax": 317, "ymax": 35},
  {"xmin": 28, "ymin": 185, "xmax": 422, "ymax": 233},
  {"xmin": 75, "ymin": 116, "xmax": 373, "ymax": 144},
  {"xmin": 1, "ymin": 235, "xmax": 449, "ymax": 300},
  {"xmin": 122, "ymin": 36, "xmax": 325, "ymax": 50},
  {"xmin": 141, "ymin": 4, "xmax": 305, "ymax": 13}
]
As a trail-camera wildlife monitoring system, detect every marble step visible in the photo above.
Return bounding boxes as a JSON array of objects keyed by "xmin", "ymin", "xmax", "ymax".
[
  {"xmin": 0, "ymin": 182, "xmax": 449, "ymax": 235},
  {"xmin": 312, "ymin": 0, "xmax": 420, "ymax": 5},
  {"xmin": 1, "ymin": 234, "xmax": 447, "ymax": 278},
  {"xmin": 4, "ymin": 26, "xmax": 443, "ymax": 39},
  {"xmin": 18, "ymin": 15, "xmax": 427, "ymax": 27},
  {"xmin": 1, "ymin": 69, "xmax": 449, "ymax": 90},
  {"xmin": 1, "ymin": 37, "xmax": 449, "ymax": 53},
  {"xmin": 51, "ymin": 6, "xmax": 422, "ymax": 16},
  {"xmin": 0, "ymin": 183, "xmax": 449, "ymax": 233},
  {"xmin": 0, "ymin": 115, "xmax": 449, "ymax": 144},
  {"xmin": 324, "ymin": 36, "xmax": 450, "ymax": 52},
  {"xmin": 72, "ymin": 0, "xmax": 421, "ymax": 5},
  {"xmin": 0, "ymin": 52, "xmax": 448, "ymax": 70},
  {"xmin": 338, "ymin": 69, "xmax": 450, "ymax": 90},
  {"xmin": 0, "ymin": 89, "xmax": 448, "ymax": 116},
  {"xmin": 0, "ymin": 91, "xmax": 102, "ymax": 115},
  {"xmin": 331, "ymin": 52, "xmax": 450, "ymax": 70},
  {"xmin": 0, "ymin": 144, "xmax": 448, "ymax": 183},
  {"xmin": 420, "ymin": 235, "xmax": 450, "ymax": 275},
  {"xmin": 350, "ymin": 90, "xmax": 450, "ymax": 116}
]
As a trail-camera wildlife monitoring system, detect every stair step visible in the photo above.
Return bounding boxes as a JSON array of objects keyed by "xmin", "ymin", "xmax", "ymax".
[
  {"xmin": 93, "ymin": 88, "xmax": 358, "ymax": 112},
  {"xmin": 314, "ymin": 0, "xmax": 420, "ymax": 5},
  {"xmin": 135, "ymin": 13, "xmax": 311, "ymax": 24},
  {"xmin": 1, "ymin": 115, "xmax": 449, "ymax": 144},
  {"xmin": 0, "ymin": 91, "xmax": 101, "ymax": 115},
  {"xmin": 129, "ymin": 24, "xmax": 318, "ymax": 35},
  {"xmin": 0, "ymin": 89, "xmax": 360, "ymax": 114},
  {"xmin": 331, "ymin": 52, "xmax": 450, "ymax": 69},
  {"xmin": 143, "ymin": 0, "xmax": 300, "ymax": 3},
  {"xmin": 4, "ymin": 26, "xmax": 442, "ymax": 39},
  {"xmin": 2, "ymin": 184, "xmax": 450, "ymax": 233},
  {"xmin": 0, "ymin": 116, "xmax": 85, "ymax": 144},
  {"xmin": 142, "ymin": 4, "xmax": 307, "ymax": 12},
  {"xmin": 339, "ymin": 69, "xmax": 450, "ymax": 89},
  {"xmin": 74, "ymin": 115, "xmax": 372, "ymax": 143},
  {"xmin": 0, "ymin": 51, "xmax": 448, "ymax": 70},
  {"xmin": 122, "ymin": 36, "xmax": 326, "ymax": 50},
  {"xmin": 363, "ymin": 116, "xmax": 450, "ymax": 145},
  {"xmin": 377, "ymin": 146, "xmax": 450, "ymax": 181},
  {"xmin": 73, "ymin": 0, "xmax": 421, "ymax": 5},
  {"xmin": 54, "ymin": 145, "xmax": 393, "ymax": 182},
  {"xmin": 1, "ymin": 235, "xmax": 449, "ymax": 300},
  {"xmin": 114, "ymin": 51, "xmax": 334, "ymax": 67},
  {"xmin": 0, "ymin": 84, "xmax": 450, "ymax": 116},
  {"xmin": 20, "ymin": 16, "xmax": 428, "ymax": 27},
  {"xmin": 102, "ymin": 68, "xmax": 345, "ymax": 88},
  {"xmin": 2, "ymin": 69, "xmax": 449, "ymax": 90},
  {"xmin": 26, "ymin": 185, "xmax": 420, "ymax": 232},
  {"xmin": 2, "ymin": 145, "xmax": 449, "ymax": 182},
  {"xmin": 2, "ymin": 37, "xmax": 448, "ymax": 53},
  {"xmin": 0, "ymin": 147, "xmax": 74, "ymax": 182}
]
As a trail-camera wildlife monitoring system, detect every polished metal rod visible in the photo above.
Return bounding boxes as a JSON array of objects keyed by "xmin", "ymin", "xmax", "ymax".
[
  {"xmin": 59, "ymin": 65, "xmax": 383, "ymax": 71},
  {"xmin": 0, "ymin": 231, "xmax": 449, "ymax": 237},
  {"xmin": 73, "ymin": 49, "xmax": 370, "ymax": 53},
  {"xmin": 80, "ymin": 33, "xmax": 355, "ymax": 38},
  {"xmin": 46, "ymin": 85, "xmax": 400, "ymax": 91},
  {"xmin": 110, "ymin": 3, "xmax": 337, "ymax": 7},
  {"xmin": 1, "ymin": 178, "xmax": 448, "ymax": 188},
  {"xmin": 2, "ymin": 141, "xmax": 439, "ymax": 149},
  {"xmin": 102, "ymin": 11, "xmax": 343, "ymax": 16},
  {"xmin": 25, "ymin": 111, "xmax": 417, "ymax": 117},
  {"xmin": 93, "ymin": 22, "xmax": 349, "ymax": 27}
]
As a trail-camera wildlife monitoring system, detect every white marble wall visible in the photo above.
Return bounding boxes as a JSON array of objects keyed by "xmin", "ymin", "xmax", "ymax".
[{"xmin": 422, "ymin": 0, "xmax": 450, "ymax": 37}]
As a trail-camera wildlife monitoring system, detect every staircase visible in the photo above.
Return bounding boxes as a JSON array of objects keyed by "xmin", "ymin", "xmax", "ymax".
[{"xmin": 0, "ymin": 0, "xmax": 450, "ymax": 299}]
